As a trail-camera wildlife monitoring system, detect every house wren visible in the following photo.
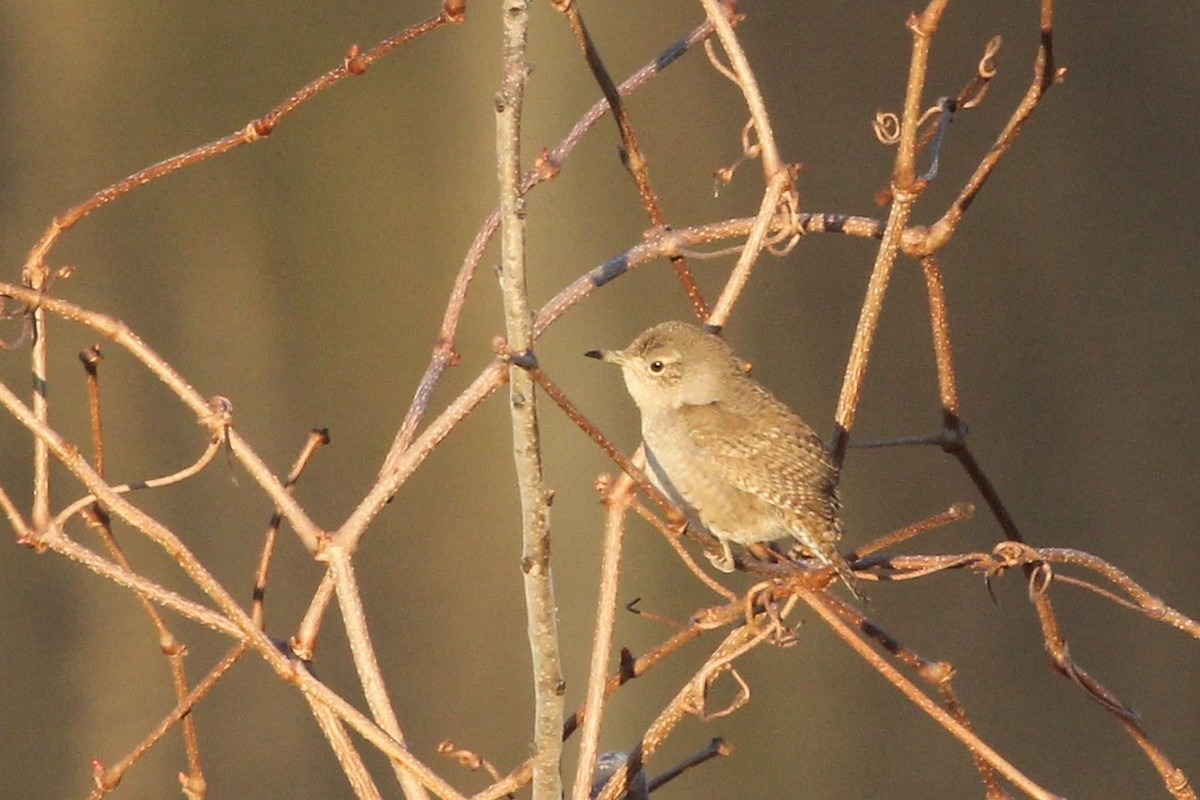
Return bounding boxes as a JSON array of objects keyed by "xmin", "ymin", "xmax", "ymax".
[{"xmin": 586, "ymin": 321, "xmax": 860, "ymax": 596}]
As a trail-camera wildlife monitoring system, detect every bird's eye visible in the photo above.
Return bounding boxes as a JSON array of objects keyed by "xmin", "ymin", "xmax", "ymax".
[{"xmin": 649, "ymin": 360, "xmax": 664, "ymax": 373}]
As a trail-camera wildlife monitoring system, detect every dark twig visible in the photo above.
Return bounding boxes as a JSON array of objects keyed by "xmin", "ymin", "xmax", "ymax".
[
  {"xmin": 555, "ymin": 0, "xmax": 709, "ymax": 320},
  {"xmin": 645, "ymin": 738, "xmax": 733, "ymax": 794},
  {"xmin": 252, "ymin": 428, "xmax": 331, "ymax": 630}
]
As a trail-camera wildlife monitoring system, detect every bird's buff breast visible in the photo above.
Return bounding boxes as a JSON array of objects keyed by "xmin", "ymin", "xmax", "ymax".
[{"xmin": 642, "ymin": 416, "xmax": 786, "ymax": 545}]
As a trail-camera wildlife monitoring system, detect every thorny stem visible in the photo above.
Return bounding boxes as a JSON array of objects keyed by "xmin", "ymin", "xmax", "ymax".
[{"xmin": 497, "ymin": 3, "xmax": 563, "ymax": 800}]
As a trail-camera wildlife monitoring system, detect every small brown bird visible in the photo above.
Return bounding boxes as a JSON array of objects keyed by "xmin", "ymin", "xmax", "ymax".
[{"xmin": 587, "ymin": 321, "xmax": 860, "ymax": 596}]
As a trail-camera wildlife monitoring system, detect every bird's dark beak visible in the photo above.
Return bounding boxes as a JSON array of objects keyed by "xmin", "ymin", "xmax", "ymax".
[{"xmin": 584, "ymin": 349, "xmax": 605, "ymax": 360}]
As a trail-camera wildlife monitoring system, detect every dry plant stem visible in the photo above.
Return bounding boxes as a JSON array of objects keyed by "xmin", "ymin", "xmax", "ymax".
[
  {"xmin": 595, "ymin": 624, "xmax": 766, "ymax": 800},
  {"xmin": 921, "ymin": 257, "xmax": 959, "ymax": 422},
  {"xmin": 253, "ymin": 428, "xmax": 331, "ymax": 630},
  {"xmin": 5, "ymin": 363, "xmax": 465, "ymax": 796},
  {"xmin": 298, "ymin": 677, "xmax": 465, "ymax": 800},
  {"xmin": 697, "ymin": 0, "xmax": 783, "ymax": 181},
  {"xmin": 832, "ymin": 1, "xmax": 949, "ymax": 464},
  {"xmin": 1124, "ymin": 724, "xmax": 1196, "ymax": 800},
  {"xmin": 34, "ymin": 531, "xmax": 243, "ymax": 638},
  {"xmin": 29, "ymin": 295, "xmax": 49, "ymax": 530},
  {"xmin": 0, "ymin": 283, "xmax": 324, "ymax": 551},
  {"xmin": 383, "ymin": 18, "xmax": 719, "ymax": 467},
  {"xmin": 556, "ymin": 0, "xmax": 709, "ymax": 319},
  {"xmin": 490, "ymin": 601, "xmax": 747, "ymax": 800},
  {"xmin": 832, "ymin": 598, "xmax": 1005, "ymax": 796},
  {"xmin": 79, "ymin": 343, "xmax": 206, "ymax": 791},
  {"xmin": 0, "ymin": 383, "xmax": 462, "ymax": 799},
  {"xmin": 0, "ymin": 482, "xmax": 31, "ymax": 540},
  {"xmin": 946, "ymin": 436, "xmax": 1024, "ymax": 543},
  {"xmin": 571, "ymin": 473, "xmax": 635, "ymax": 800},
  {"xmin": 919, "ymin": 257, "xmax": 1025, "ymax": 542},
  {"xmin": 916, "ymin": 0, "xmax": 1061, "ymax": 257},
  {"xmin": 294, "ymin": 571, "xmax": 338, "ymax": 659},
  {"xmin": 308, "ymin": 700, "xmax": 384, "ymax": 800},
  {"xmin": 90, "ymin": 643, "xmax": 247, "ymax": 798},
  {"xmin": 645, "ymin": 738, "xmax": 732, "ymax": 793},
  {"xmin": 1026, "ymin": 571, "xmax": 1195, "ymax": 797},
  {"xmin": 54, "ymin": 436, "xmax": 223, "ymax": 528},
  {"xmin": 497, "ymin": 4, "xmax": 563, "ymax": 800},
  {"xmin": 80, "ymin": 345, "xmax": 105, "ymax": 474},
  {"xmin": 851, "ymin": 502, "xmax": 974, "ymax": 559},
  {"xmin": 1035, "ymin": 547, "xmax": 1200, "ymax": 638},
  {"xmin": 799, "ymin": 588, "xmax": 1063, "ymax": 800},
  {"xmin": 0, "ymin": 378, "xmax": 254, "ymax": 631},
  {"xmin": 20, "ymin": 8, "xmax": 460, "ymax": 281},
  {"xmin": 89, "ymin": 523, "xmax": 206, "ymax": 789},
  {"xmin": 705, "ymin": 171, "xmax": 791, "ymax": 329},
  {"xmin": 1025, "ymin": 566, "xmax": 1136, "ymax": 721},
  {"xmin": 831, "ymin": 196, "xmax": 914, "ymax": 466},
  {"xmin": 326, "ymin": 546, "xmax": 430, "ymax": 800},
  {"xmin": 341, "ymin": 361, "xmax": 506, "ymax": 549},
  {"xmin": 532, "ymin": 212, "xmax": 883, "ymax": 339}
]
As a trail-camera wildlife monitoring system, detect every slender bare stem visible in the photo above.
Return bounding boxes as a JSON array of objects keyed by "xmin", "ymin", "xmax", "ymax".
[
  {"xmin": 697, "ymin": 0, "xmax": 783, "ymax": 181},
  {"xmin": 308, "ymin": 699, "xmax": 384, "ymax": 800},
  {"xmin": 497, "ymin": 4, "xmax": 562, "ymax": 798},
  {"xmin": 90, "ymin": 644, "xmax": 247, "ymax": 797},
  {"xmin": 556, "ymin": 0, "xmax": 709, "ymax": 319},
  {"xmin": 326, "ymin": 546, "xmax": 429, "ymax": 800},
  {"xmin": 0, "ymin": 282, "xmax": 325, "ymax": 551},
  {"xmin": 831, "ymin": 0, "xmax": 949, "ymax": 464},
  {"xmin": 801, "ymin": 588, "xmax": 1063, "ymax": 800},
  {"xmin": 572, "ymin": 474, "xmax": 635, "ymax": 800}
]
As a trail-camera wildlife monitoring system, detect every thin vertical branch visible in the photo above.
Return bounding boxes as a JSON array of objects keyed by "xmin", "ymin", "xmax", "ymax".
[
  {"xmin": 25, "ymin": 273, "xmax": 50, "ymax": 531},
  {"xmin": 831, "ymin": 0, "xmax": 949, "ymax": 465},
  {"xmin": 555, "ymin": 0, "xmax": 709, "ymax": 319},
  {"xmin": 917, "ymin": 0, "xmax": 1062, "ymax": 256},
  {"xmin": 497, "ymin": 3, "xmax": 563, "ymax": 800},
  {"xmin": 705, "ymin": 170, "xmax": 790, "ymax": 330},
  {"xmin": 697, "ymin": 0, "xmax": 783, "ymax": 181},
  {"xmin": 921, "ymin": 257, "xmax": 959, "ymax": 425},
  {"xmin": 327, "ymin": 546, "xmax": 430, "ymax": 800},
  {"xmin": 571, "ymin": 474, "xmax": 635, "ymax": 800}
]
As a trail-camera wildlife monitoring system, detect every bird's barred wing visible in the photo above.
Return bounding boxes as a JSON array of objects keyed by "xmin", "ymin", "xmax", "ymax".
[{"xmin": 680, "ymin": 396, "xmax": 841, "ymax": 529}]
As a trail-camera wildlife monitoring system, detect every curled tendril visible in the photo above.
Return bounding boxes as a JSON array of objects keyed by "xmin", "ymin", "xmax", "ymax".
[
  {"xmin": 873, "ymin": 111, "xmax": 901, "ymax": 144},
  {"xmin": 703, "ymin": 38, "xmax": 740, "ymax": 87}
]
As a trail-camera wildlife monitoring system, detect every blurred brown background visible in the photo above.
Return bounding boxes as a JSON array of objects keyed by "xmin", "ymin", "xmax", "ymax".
[{"xmin": 1, "ymin": 2, "xmax": 1198, "ymax": 798}]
